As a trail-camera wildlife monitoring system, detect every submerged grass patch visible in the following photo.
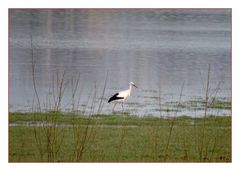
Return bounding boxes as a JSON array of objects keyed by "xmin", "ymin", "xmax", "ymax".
[
  {"xmin": 163, "ymin": 98, "xmax": 231, "ymax": 111},
  {"xmin": 208, "ymin": 99, "xmax": 231, "ymax": 109}
]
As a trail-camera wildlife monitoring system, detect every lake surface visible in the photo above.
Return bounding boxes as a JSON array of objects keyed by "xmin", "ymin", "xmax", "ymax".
[{"xmin": 9, "ymin": 9, "xmax": 231, "ymax": 117}]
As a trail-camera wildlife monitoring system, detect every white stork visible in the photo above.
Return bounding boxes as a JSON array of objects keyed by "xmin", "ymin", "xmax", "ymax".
[{"xmin": 108, "ymin": 82, "xmax": 138, "ymax": 112}]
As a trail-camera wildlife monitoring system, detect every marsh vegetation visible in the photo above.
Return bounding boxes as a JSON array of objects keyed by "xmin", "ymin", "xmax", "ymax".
[
  {"xmin": 9, "ymin": 113, "xmax": 230, "ymax": 162},
  {"xmin": 9, "ymin": 52, "xmax": 231, "ymax": 162},
  {"xmin": 9, "ymin": 47, "xmax": 231, "ymax": 162},
  {"xmin": 9, "ymin": 9, "xmax": 231, "ymax": 162}
]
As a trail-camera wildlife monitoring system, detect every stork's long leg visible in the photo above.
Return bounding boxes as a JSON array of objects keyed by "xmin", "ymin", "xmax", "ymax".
[
  {"xmin": 112, "ymin": 103, "xmax": 117, "ymax": 113},
  {"xmin": 121, "ymin": 102, "xmax": 124, "ymax": 113}
]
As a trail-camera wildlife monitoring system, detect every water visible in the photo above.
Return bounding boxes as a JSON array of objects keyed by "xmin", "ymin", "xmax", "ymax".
[{"xmin": 9, "ymin": 9, "xmax": 231, "ymax": 117}]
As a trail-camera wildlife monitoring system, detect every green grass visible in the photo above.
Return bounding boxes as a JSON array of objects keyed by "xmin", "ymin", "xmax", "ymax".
[
  {"xmin": 9, "ymin": 112, "xmax": 231, "ymax": 162},
  {"xmin": 10, "ymin": 112, "xmax": 230, "ymax": 127}
]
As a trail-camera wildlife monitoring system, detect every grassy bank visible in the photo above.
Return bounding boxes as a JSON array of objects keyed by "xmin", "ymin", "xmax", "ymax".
[
  {"xmin": 9, "ymin": 112, "xmax": 231, "ymax": 162},
  {"xmin": 10, "ymin": 112, "xmax": 230, "ymax": 127}
]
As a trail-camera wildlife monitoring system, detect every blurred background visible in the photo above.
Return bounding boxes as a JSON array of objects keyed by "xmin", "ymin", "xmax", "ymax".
[{"xmin": 9, "ymin": 9, "xmax": 231, "ymax": 117}]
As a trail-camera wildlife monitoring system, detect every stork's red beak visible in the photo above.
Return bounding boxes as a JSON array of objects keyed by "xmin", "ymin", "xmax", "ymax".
[{"xmin": 133, "ymin": 84, "xmax": 138, "ymax": 88}]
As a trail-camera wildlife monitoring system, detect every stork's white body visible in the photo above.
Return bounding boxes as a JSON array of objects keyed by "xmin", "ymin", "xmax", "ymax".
[
  {"xmin": 114, "ymin": 88, "xmax": 132, "ymax": 102},
  {"xmin": 108, "ymin": 82, "xmax": 137, "ymax": 112}
]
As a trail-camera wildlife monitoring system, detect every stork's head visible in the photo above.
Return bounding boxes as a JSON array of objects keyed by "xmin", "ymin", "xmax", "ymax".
[{"xmin": 130, "ymin": 82, "xmax": 138, "ymax": 88}]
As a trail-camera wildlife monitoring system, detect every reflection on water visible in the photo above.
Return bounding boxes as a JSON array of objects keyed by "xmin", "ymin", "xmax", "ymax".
[{"xmin": 9, "ymin": 9, "xmax": 231, "ymax": 116}]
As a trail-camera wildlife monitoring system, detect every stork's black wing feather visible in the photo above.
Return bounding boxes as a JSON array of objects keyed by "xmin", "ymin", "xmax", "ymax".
[{"xmin": 108, "ymin": 93, "xmax": 124, "ymax": 103}]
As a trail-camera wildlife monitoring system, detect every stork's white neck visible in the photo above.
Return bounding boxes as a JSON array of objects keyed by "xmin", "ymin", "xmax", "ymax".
[{"xmin": 129, "ymin": 84, "xmax": 133, "ymax": 96}]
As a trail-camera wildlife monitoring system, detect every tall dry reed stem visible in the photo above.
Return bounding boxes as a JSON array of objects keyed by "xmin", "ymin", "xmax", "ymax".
[
  {"xmin": 164, "ymin": 82, "xmax": 184, "ymax": 162},
  {"xmin": 148, "ymin": 88, "xmax": 163, "ymax": 161},
  {"xmin": 30, "ymin": 35, "xmax": 45, "ymax": 160},
  {"xmin": 199, "ymin": 64, "xmax": 211, "ymax": 161},
  {"xmin": 71, "ymin": 72, "xmax": 81, "ymax": 112},
  {"xmin": 29, "ymin": 34, "xmax": 100, "ymax": 161},
  {"xmin": 198, "ymin": 65, "xmax": 228, "ymax": 161},
  {"xmin": 71, "ymin": 82, "xmax": 98, "ymax": 161},
  {"xmin": 30, "ymin": 50, "xmax": 67, "ymax": 161},
  {"xmin": 30, "ymin": 35, "xmax": 41, "ymax": 112},
  {"xmin": 52, "ymin": 70, "xmax": 68, "ymax": 112},
  {"xmin": 97, "ymin": 72, "xmax": 108, "ymax": 114}
]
